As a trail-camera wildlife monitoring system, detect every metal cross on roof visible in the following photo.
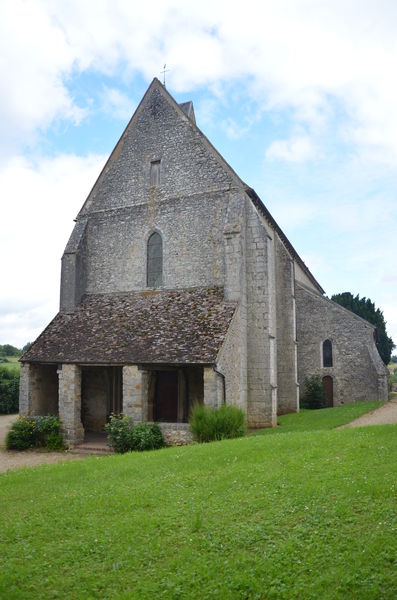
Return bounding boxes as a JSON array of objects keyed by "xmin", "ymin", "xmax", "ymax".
[{"xmin": 161, "ymin": 64, "xmax": 170, "ymax": 87}]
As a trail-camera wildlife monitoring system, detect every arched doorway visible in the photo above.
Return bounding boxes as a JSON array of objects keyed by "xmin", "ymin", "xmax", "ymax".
[{"xmin": 322, "ymin": 376, "xmax": 333, "ymax": 407}]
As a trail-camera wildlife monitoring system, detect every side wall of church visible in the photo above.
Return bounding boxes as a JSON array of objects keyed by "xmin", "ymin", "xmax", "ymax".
[
  {"xmin": 296, "ymin": 284, "xmax": 389, "ymax": 404},
  {"xmin": 275, "ymin": 237, "xmax": 299, "ymax": 414}
]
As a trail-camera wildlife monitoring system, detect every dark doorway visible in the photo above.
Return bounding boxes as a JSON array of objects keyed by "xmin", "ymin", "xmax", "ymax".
[
  {"xmin": 322, "ymin": 376, "xmax": 334, "ymax": 407},
  {"xmin": 81, "ymin": 366, "xmax": 122, "ymax": 431},
  {"xmin": 155, "ymin": 371, "xmax": 178, "ymax": 422}
]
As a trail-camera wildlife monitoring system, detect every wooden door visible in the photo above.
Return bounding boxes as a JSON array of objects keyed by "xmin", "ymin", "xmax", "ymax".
[
  {"xmin": 155, "ymin": 371, "xmax": 178, "ymax": 422},
  {"xmin": 322, "ymin": 376, "xmax": 334, "ymax": 407}
]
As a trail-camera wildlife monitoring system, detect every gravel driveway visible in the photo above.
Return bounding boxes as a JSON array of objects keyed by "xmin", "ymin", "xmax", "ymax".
[
  {"xmin": 341, "ymin": 396, "xmax": 397, "ymax": 428},
  {"xmin": 0, "ymin": 414, "xmax": 87, "ymax": 473}
]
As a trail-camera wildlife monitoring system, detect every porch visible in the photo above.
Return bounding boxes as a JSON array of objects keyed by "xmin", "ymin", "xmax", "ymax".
[{"xmin": 19, "ymin": 362, "xmax": 223, "ymax": 447}]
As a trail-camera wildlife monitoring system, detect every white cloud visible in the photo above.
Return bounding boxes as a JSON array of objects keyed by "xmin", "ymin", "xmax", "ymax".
[
  {"xmin": 1, "ymin": 0, "xmax": 396, "ymax": 347},
  {"xmin": 0, "ymin": 153, "xmax": 105, "ymax": 346},
  {"xmin": 1, "ymin": 1, "xmax": 397, "ymax": 164},
  {"xmin": 266, "ymin": 136, "xmax": 316, "ymax": 162},
  {"xmin": 101, "ymin": 87, "xmax": 136, "ymax": 121}
]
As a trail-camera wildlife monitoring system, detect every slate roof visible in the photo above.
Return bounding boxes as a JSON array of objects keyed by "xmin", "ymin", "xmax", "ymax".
[{"xmin": 22, "ymin": 287, "xmax": 236, "ymax": 365}]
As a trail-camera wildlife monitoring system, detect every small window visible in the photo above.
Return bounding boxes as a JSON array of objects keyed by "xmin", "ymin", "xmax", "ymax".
[
  {"xmin": 323, "ymin": 339, "xmax": 333, "ymax": 368},
  {"xmin": 150, "ymin": 160, "xmax": 161, "ymax": 186},
  {"xmin": 147, "ymin": 232, "xmax": 163, "ymax": 287}
]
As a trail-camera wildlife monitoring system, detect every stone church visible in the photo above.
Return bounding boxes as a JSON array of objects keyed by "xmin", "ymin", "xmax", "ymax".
[{"xmin": 20, "ymin": 78, "xmax": 388, "ymax": 446}]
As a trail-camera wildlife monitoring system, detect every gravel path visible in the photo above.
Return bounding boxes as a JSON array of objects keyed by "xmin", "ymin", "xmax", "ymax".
[
  {"xmin": 341, "ymin": 397, "xmax": 397, "ymax": 428},
  {"xmin": 0, "ymin": 414, "xmax": 87, "ymax": 474}
]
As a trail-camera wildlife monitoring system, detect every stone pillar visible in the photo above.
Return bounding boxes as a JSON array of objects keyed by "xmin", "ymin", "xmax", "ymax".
[
  {"xmin": 19, "ymin": 363, "xmax": 32, "ymax": 415},
  {"xmin": 58, "ymin": 364, "xmax": 84, "ymax": 447},
  {"xmin": 224, "ymin": 228, "xmax": 242, "ymax": 302},
  {"xmin": 123, "ymin": 366, "xmax": 148, "ymax": 423},
  {"xmin": 203, "ymin": 367, "xmax": 218, "ymax": 408}
]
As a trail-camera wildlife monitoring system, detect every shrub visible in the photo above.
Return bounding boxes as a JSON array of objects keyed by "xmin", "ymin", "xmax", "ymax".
[
  {"xmin": 105, "ymin": 416, "xmax": 165, "ymax": 453},
  {"xmin": 189, "ymin": 404, "xmax": 246, "ymax": 443},
  {"xmin": 215, "ymin": 404, "xmax": 247, "ymax": 439},
  {"xmin": 189, "ymin": 404, "xmax": 218, "ymax": 442},
  {"xmin": 5, "ymin": 416, "xmax": 64, "ymax": 451},
  {"xmin": 5, "ymin": 417, "xmax": 34, "ymax": 450},
  {"xmin": 300, "ymin": 374, "xmax": 327, "ymax": 409},
  {"xmin": 131, "ymin": 423, "xmax": 165, "ymax": 451},
  {"xmin": 32, "ymin": 416, "xmax": 64, "ymax": 449},
  {"xmin": 105, "ymin": 413, "xmax": 134, "ymax": 453},
  {"xmin": 0, "ymin": 365, "xmax": 19, "ymax": 414}
]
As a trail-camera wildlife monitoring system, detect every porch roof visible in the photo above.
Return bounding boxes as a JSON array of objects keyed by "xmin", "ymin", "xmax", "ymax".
[{"xmin": 22, "ymin": 287, "xmax": 236, "ymax": 365}]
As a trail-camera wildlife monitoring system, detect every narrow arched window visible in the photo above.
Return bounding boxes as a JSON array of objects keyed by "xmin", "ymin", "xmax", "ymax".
[
  {"xmin": 147, "ymin": 232, "xmax": 163, "ymax": 287},
  {"xmin": 323, "ymin": 339, "xmax": 333, "ymax": 367}
]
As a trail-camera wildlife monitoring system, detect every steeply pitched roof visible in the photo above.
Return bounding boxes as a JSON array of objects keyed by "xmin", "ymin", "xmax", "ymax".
[
  {"xmin": 73, "ymin": 77, "xmax": 324, "ymax": 294},
  {"xmin": 22, "ymin": 287, "xmax": 236, "ymax": 365}
]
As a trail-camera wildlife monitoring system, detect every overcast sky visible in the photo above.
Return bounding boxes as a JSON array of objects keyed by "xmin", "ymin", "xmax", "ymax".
[{"xmin": 1, "ymin": 0, "xmax": 396, "ymax": 351}]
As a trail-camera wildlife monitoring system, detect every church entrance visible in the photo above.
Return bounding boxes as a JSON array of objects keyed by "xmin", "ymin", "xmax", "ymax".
[
  {"xmin": 155, "ymin": 371, "xmax": 179, "ymax": 422},
  {"xmin": 322, "ymin": 375, "xmax": 333, "ymax": 407}
]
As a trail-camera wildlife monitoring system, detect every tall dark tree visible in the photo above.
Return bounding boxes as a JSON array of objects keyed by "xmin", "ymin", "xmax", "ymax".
[{"xmin": 331, "ymin": 292, "xmax": 395, "ymax": 365}]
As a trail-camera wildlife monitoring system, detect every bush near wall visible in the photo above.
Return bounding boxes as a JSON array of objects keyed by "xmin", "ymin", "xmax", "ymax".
[
  {"xmin": 189, "ymin": 404, "xmax": 246, "ymax": 442},
  {"xmin": 300, "ymin": 374, "xmax": 327, "ymax": 410},
  {"xmin": 6, "ymin": 416, "xmax": 64, "ymax": 451},
  {"xmin": 105, "ymin": 414, "xmax": 165, "ymax": 453},
  {"xmin": 0, "ymin": 365, "xmax": 19, "ymax": 414}
]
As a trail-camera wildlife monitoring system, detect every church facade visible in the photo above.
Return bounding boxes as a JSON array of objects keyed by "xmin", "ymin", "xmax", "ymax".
[{"xmin": 20, "ymin": 79, "xmax": 388, "ymax": 446}]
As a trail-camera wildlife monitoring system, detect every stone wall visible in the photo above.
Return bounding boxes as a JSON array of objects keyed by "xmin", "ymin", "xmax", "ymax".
[
  {"xmin": 275, "ymin": 237, "xmax": 299, "ymax": 414},
  {"xmin": 61, "ymin": 81, "xmax": 252, "ymax": 306},
  {"xmin": 58, "ymin": 364, "xmax": 84, "ymax": 446},
  {"xmin": 19, "ymin": 363, "xmax": 58, "ymax": 416},
  {"xmin": 244, "ymin": 203, "xmax": 277, "ymax": 428},
  {"xmin": 123, "ymin": 365, "xmax": 149, "ymax": 422},
  {"xmin": 84, "ymin": 192, "xmax": 228, "ymax": 294},
  {"xmin": 158, "ymin": 423, "xmax": 193, "ymax": 445},
  {"xmin": 79, "ymin": 82, "xmax": 237, "ymax": 217},
  {"xmin": 217, "ymin": 305, "xmax": 245, "ymax": 411},
  {"xmin": 296, "ymin": 284, "xmax": 389, "ymax": 404}
]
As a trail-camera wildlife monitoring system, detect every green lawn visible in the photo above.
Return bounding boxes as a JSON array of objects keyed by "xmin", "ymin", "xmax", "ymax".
[
  {"xmin": 1, "ymin": 407, "xmax": 396, "ymax": 599},
  {"xmin": 256, "ymin": 400, "xmax": 384, "ymax": 434}
]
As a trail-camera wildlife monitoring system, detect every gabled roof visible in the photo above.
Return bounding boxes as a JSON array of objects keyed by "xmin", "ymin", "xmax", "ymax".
[
  {"xmin": 22, "ymin": 287, "xmax": 236, "ymax": 365},
  {"xmin": 75, "ymin": 78, "xmax": 324, "ymax": 294}
]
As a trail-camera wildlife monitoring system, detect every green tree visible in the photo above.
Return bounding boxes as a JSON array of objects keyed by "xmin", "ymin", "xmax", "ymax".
[
  {"xmin": 331, "ymin": 292, "xmax": 395, "ymax": 365},
  {"xmin": 0, "ymin": 344, "xmax": 21, "ymax": 357}
]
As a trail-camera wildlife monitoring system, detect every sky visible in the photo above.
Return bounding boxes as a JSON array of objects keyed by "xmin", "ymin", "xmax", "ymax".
[{"xmin": 0, "ymin": 0, "xmax": 396, "ymax": 352}]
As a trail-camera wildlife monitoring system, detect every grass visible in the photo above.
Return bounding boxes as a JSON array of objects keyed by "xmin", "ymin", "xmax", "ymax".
[
  {"xmin": 1, "ymin": 405, "xmax": 396, "ymax": 599},
  {"xmin": 0, "ymin": 356, "xmax": 20, "ymax": 374},
  {"xmin": 255, "ymin": 400, "xmax": 384, "ymax": 435}
]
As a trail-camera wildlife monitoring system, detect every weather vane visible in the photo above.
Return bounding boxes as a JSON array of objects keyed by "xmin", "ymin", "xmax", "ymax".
[{"xmin": 161, "ymin": 64, "xmax": 170, "ymax": 87}]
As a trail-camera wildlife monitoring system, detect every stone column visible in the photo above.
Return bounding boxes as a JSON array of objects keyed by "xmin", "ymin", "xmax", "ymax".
[
  {"xmin": 123, "ymin": 366, "xmax": 148, "ymax": 423},
  {"xmin": 58, "ymin": 364, "xmax": 84, "ymax": 447},
  {"xmin": 19, "ymin": 363, "xmax": 32, "ymax": 416},
  {"xmin": 203, "ymin": 367, "xmax": 218, "ymax": 408}
]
